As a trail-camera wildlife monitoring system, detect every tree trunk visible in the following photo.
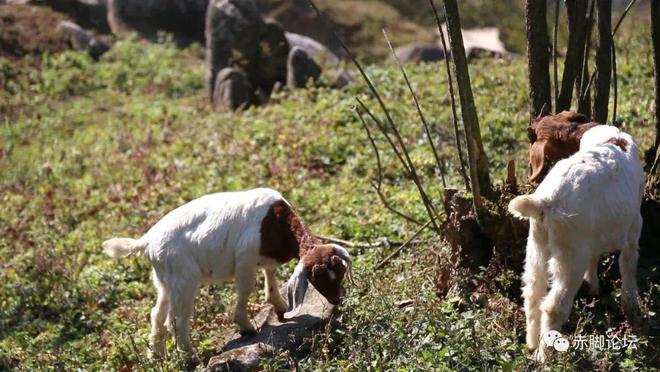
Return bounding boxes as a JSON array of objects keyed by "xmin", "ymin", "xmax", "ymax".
[
  {"xmin": 594, "ymin": 0, "xmax": 612, "ymax": 123},
  {"xmin": 557, "ymin": 0, "xmax": 589, "ymax": 112},
  {"xmin": 443, "ymin": 0, "xmax": 494, "ymax": 206},
  {"xmin": 576, "ymin": 0, "xmax": 594, "ymax": 117},
  {"xmin": 525, "ymin": 0, "xmax": 552, "ymax": 118},
  {"xmin": 653, "ymin": 0, "xmax": 660, "ymax": 151}
]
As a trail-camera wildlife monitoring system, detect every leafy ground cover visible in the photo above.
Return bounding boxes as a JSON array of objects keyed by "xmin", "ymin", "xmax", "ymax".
[{"xmin": 1, "ymin": 23, "xmax": 658, "ymax": 371}]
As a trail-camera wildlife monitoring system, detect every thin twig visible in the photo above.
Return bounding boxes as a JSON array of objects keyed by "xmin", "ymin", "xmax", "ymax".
[
  {"xmin": 357, "ymin": 108, "xmax": 424, "ymax": 225},
  {"xmin": 582, "ymin": 0, "xmax": 635, "ymax": 122},
  {"xmin": 429, "ymin": 0, "xmax": 470, "ymax": 192},
  {"xmin": 612, "ymin": 31, "xmax": 618, "ymax": 124},
  {"xmin": 383, "ymin": 28, "xmax": 447, "ymax": 189},
  {"xmin": 553, "ymin": 0, "xmax": 560, "ymax": 108},
  {"xmin": 357, "ymin": 97, "xmax": 411, "ymax": 176},
  {"xmin": 306, "ymin": 0, "xmax": 441, "ymax": 233},
  {"xmin": 613, "ymin": 0, "xmax": 638, "ymax": 35},
  {"xmin": 316, "ymin": 234, "xmax": 417, "ymax": 249},
  {"xmin": 375, "ymin": 218, "xmax": 436, "ymax": 270},
  {"xmin": 577, "ymin": 0, "xmax": 595, "ymax": 114}
]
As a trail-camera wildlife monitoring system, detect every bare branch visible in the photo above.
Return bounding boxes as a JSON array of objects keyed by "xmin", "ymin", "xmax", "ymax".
[
  {"xmin": 613, "ymin": 0, "xmax": 639, "ymax": 35},
  {"xmin": 383, "ymin": 29, "xmax": 447, "ymax": 190},
  {"xmin": 375, "ymin": 217, "xmax": 436, "ymax": 270},
  {"xmin": 305, "ymin": 0, "xmax": 441, "ymax": 233},
  {"xmin": 428, "ymin": 0, "xmax": 471, "ymax": 192},
  {"xmin": 577, "ymin": 0, "xmax": 595, "ymax": 117},
  {"xmin": 442, "ymin": 0, "xmax": 494, "ymax": 208},
  {"xmin": 594, "ymin": 0, "xmax": 612, "ymax": 123},
  {"xmin": 553, "ymin": 0, "xmax": 560, "ymax": 108},
  {"xmin": 357, "ymin": 108, "xmax": 424, "ymax": 226}
]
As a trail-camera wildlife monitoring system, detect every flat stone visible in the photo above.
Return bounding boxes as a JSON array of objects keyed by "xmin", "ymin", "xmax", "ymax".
[{"xmin": 206, "ymin": 285, "xmax": 335, "ymax": 371}]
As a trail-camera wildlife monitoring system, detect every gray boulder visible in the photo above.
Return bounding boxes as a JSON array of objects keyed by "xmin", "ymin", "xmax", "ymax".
[
  {"xmin": 285, "ymin": 32, "xmax": 339, "ymax": 65},
  {"xmin": 206, "ymin": 0, "xmax": 289, "ymax": 102},
  {"xmin": 207, "ymin": 285, "xmax": 336, "ymax": 371},
  {"xmin": 46, "ymin": 0, "xmax": 110, "ymax": 32},
  {"xmin": 286, "ymin": 46, "xmax": 321, "ymax": 89},
  {"xmin": 213, "ymin": 67, "xmax": 253, "ymax": 111},
  {"xmin": 57, "ymin": 20, "xmax": 111, "ymax": 60},
  {"xmin": 395, "ymin": 43, "xmax": 447, "ymax": 64},
  {"xmin": 107, "ymin": 0, "xmax": 207, "ymax": 45}
]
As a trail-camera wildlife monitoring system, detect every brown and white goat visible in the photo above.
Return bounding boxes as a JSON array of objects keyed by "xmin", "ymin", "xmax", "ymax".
[
  {"xmin": 102, "ymin": 188, "xmax": 353, "ymax": 358},
  {"xmin": 527, "ymin": 111, "xmax": 599, "ymax": 182}
]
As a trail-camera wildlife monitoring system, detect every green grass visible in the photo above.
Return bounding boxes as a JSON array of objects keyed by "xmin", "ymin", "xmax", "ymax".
[{"xmin": 1, "ymin": 27, "xmax": 658, "ymax": 370}]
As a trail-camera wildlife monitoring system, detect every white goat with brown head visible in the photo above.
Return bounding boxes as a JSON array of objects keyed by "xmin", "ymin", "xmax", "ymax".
[
  {"xmin": 510, "ymin": 125, "xmax": 644, "ymax": 361},
  {"xmin": 103, "ymin": 188, "xmax": 353, "ymax": 358}
]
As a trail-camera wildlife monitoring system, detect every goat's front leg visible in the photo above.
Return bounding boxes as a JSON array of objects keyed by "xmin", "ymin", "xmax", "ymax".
[
  {"xmin": 234, "ymin": 266, "xmax": 257, "ymax": 334},
  {"xmin": 263, "ymin": 268, "xmax": 287, "ymax": 314},
  {"xmin": 538, "ymin": 248, "xmax": 587, "ymax": 359}
]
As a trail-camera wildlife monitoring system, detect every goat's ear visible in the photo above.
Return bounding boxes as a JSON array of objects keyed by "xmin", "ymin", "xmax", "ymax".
[
  {"xmin": 284, "ymin": 261, "xmax": 308, "ymax": 319},
  {"xmin": 529, "ymin": 140, "xmax": 547, "ymax": 183}
]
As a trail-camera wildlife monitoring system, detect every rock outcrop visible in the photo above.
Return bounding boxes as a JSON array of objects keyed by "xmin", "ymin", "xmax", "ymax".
[
  {"xmin": 286, "ymin": 46, "xmax": 321, "ymax": 89},
  {"xmin": 207, "ymin": 285, "xmax": 336, "ymax": 371},
  {"xmin": 212, "ymin": 67, "xmax": 253, "ymax": 111},
  {"xmin": 205, "ymin": 0, "xmax": 289, "ymax": 108},
  {"xmin": 107, "ymin": 0, "xmax": 207, "ymax": 45},
  {"xmin": 57, "ymin": 20, "xmax": 110, "ymax": 59}
]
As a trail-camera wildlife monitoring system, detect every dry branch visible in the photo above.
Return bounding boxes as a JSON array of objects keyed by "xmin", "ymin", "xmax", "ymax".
[
  {"xmin": 428, "ymin": 0, "xmax": 470, "ymax": 192},
  {"xmin": 443, "ymin": 0, "xmax": 494, "ymax": 207},
  {"xmin": 305, "ymin": 0, "xmax": 441, "ymax": 233},
  {"xmin": 653, "ymin": 0, "xmax": 660, "ymax": 150},
  {"xmin": 375, "ymin": 218, "xmax": 436, "ymax": 270},
  {"xmin": 594, "ymin": 0, "xmax": 612, "ymax": 122},
  {"xmin": 383, "ymin": 29, "xmax": 447, "ymax": 189},
  {"xmin": 558, "ymin": 0, "xmax": 588, "ymax": 112},
  {"xmin": 357, "ymin": 108, "xmax": 424, "ymax": 226}
]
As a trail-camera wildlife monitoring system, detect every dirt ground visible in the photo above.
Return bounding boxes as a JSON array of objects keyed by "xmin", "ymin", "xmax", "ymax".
[{"xmin": 0, "ymin": 4, "xmax": 72, "ymax": 59}]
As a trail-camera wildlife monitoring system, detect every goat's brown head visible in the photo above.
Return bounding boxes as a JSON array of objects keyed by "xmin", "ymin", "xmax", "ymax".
[
  {"xmin": 284, "ymin": 244, "xmax": 354, "ymax": 318},
  {"xmin": 528, "ymin": 111, "xmax": 598, "ymax": 182}
]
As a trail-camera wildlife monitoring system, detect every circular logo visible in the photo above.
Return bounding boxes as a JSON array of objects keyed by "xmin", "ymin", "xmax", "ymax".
[
  {"xmin": 543, "ymin": 330, "xmax": 562, "ymax": 347},
  {"xmin": 553, "ymin": 337, "xmax": 570, "ymax": 352}
]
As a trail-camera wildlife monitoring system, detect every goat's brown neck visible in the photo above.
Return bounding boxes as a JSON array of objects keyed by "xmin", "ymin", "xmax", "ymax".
[{"xmin": 259, "ymin": 200, "xmax": 321, "ymax": 263}]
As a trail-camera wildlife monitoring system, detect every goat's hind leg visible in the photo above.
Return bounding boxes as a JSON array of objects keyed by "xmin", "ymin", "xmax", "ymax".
[
  {"xmin": 583, "ymin": 254, "xmax": 600, "ymax": 296},
  {"xmin": 149, "ymin": 270, "xmax": 170, "ymax": 359},
  {"xmin": 168, "ymin": 274, "xmax": 200, "ymax": 356},
  {"xmin": 522, "ymin": 234, "xmax": 549, "ymax": 351}
]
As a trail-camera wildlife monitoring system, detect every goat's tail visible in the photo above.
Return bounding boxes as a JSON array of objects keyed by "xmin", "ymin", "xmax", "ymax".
[
  {"xmin": 508, "ymin": 195, "xmax": 544, "ymax": 220},
  {"xmin": 102, "ymin": 237, "xmax": 147, "ymax": 258}
]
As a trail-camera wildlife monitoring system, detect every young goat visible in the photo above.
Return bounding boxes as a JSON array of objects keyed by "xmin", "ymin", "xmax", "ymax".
[
  {"xmin": 509, "ymin": 125, "xmax": 644, "ymax": 361},
  {"xmin": 103, "ymin": 188, "xmax": 353, "ymax": 358},
  {"xmin": 527, "ymin": 111, "xmax": 599, "ymax": 182}
]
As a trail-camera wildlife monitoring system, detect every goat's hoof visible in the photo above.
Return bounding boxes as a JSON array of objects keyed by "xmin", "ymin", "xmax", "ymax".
[{"xmin": 532, "ymin": 347, "xmax": 548, "ymax": 363}]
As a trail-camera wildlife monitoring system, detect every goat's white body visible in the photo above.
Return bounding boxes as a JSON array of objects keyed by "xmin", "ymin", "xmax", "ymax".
[
  {"xmin": 509, "ymin": 125, "xmax": 644, "ymax": 361},
  {"xmin": 140, "ymin": 188, "xmax": 285, "ymax": 280},
  {"xmin": 104, "ymin": 188, "xmax": 292, "ymax": 357}
]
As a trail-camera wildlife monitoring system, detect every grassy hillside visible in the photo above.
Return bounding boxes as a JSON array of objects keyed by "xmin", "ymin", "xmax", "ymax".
[{"xmin": 1, "ymin": 26, "xmax": 658, "ymax": 371}]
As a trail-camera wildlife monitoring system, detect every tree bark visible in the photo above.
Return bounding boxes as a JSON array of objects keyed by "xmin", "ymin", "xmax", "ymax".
[
  {"xmin": 576, "ymin": 1, "xmax": 594, "ymax": 117},
  {"xmin": 594, "ymin": 0, "xmax": 612, "ymax": 123},
  {"xmin": 557, "ymin": 0, "xmax": 589, "ymax": 112},
  {"xmin": 525, "ymin": 0, "xmax": 552, "ymax": 118},
  {"xmin": 443, "ymin": 0, "xmax": 494, "ymax": 204},
  {"xmin": 653, "ymin": 0, "xmax": 660, "ymax": 151}
]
